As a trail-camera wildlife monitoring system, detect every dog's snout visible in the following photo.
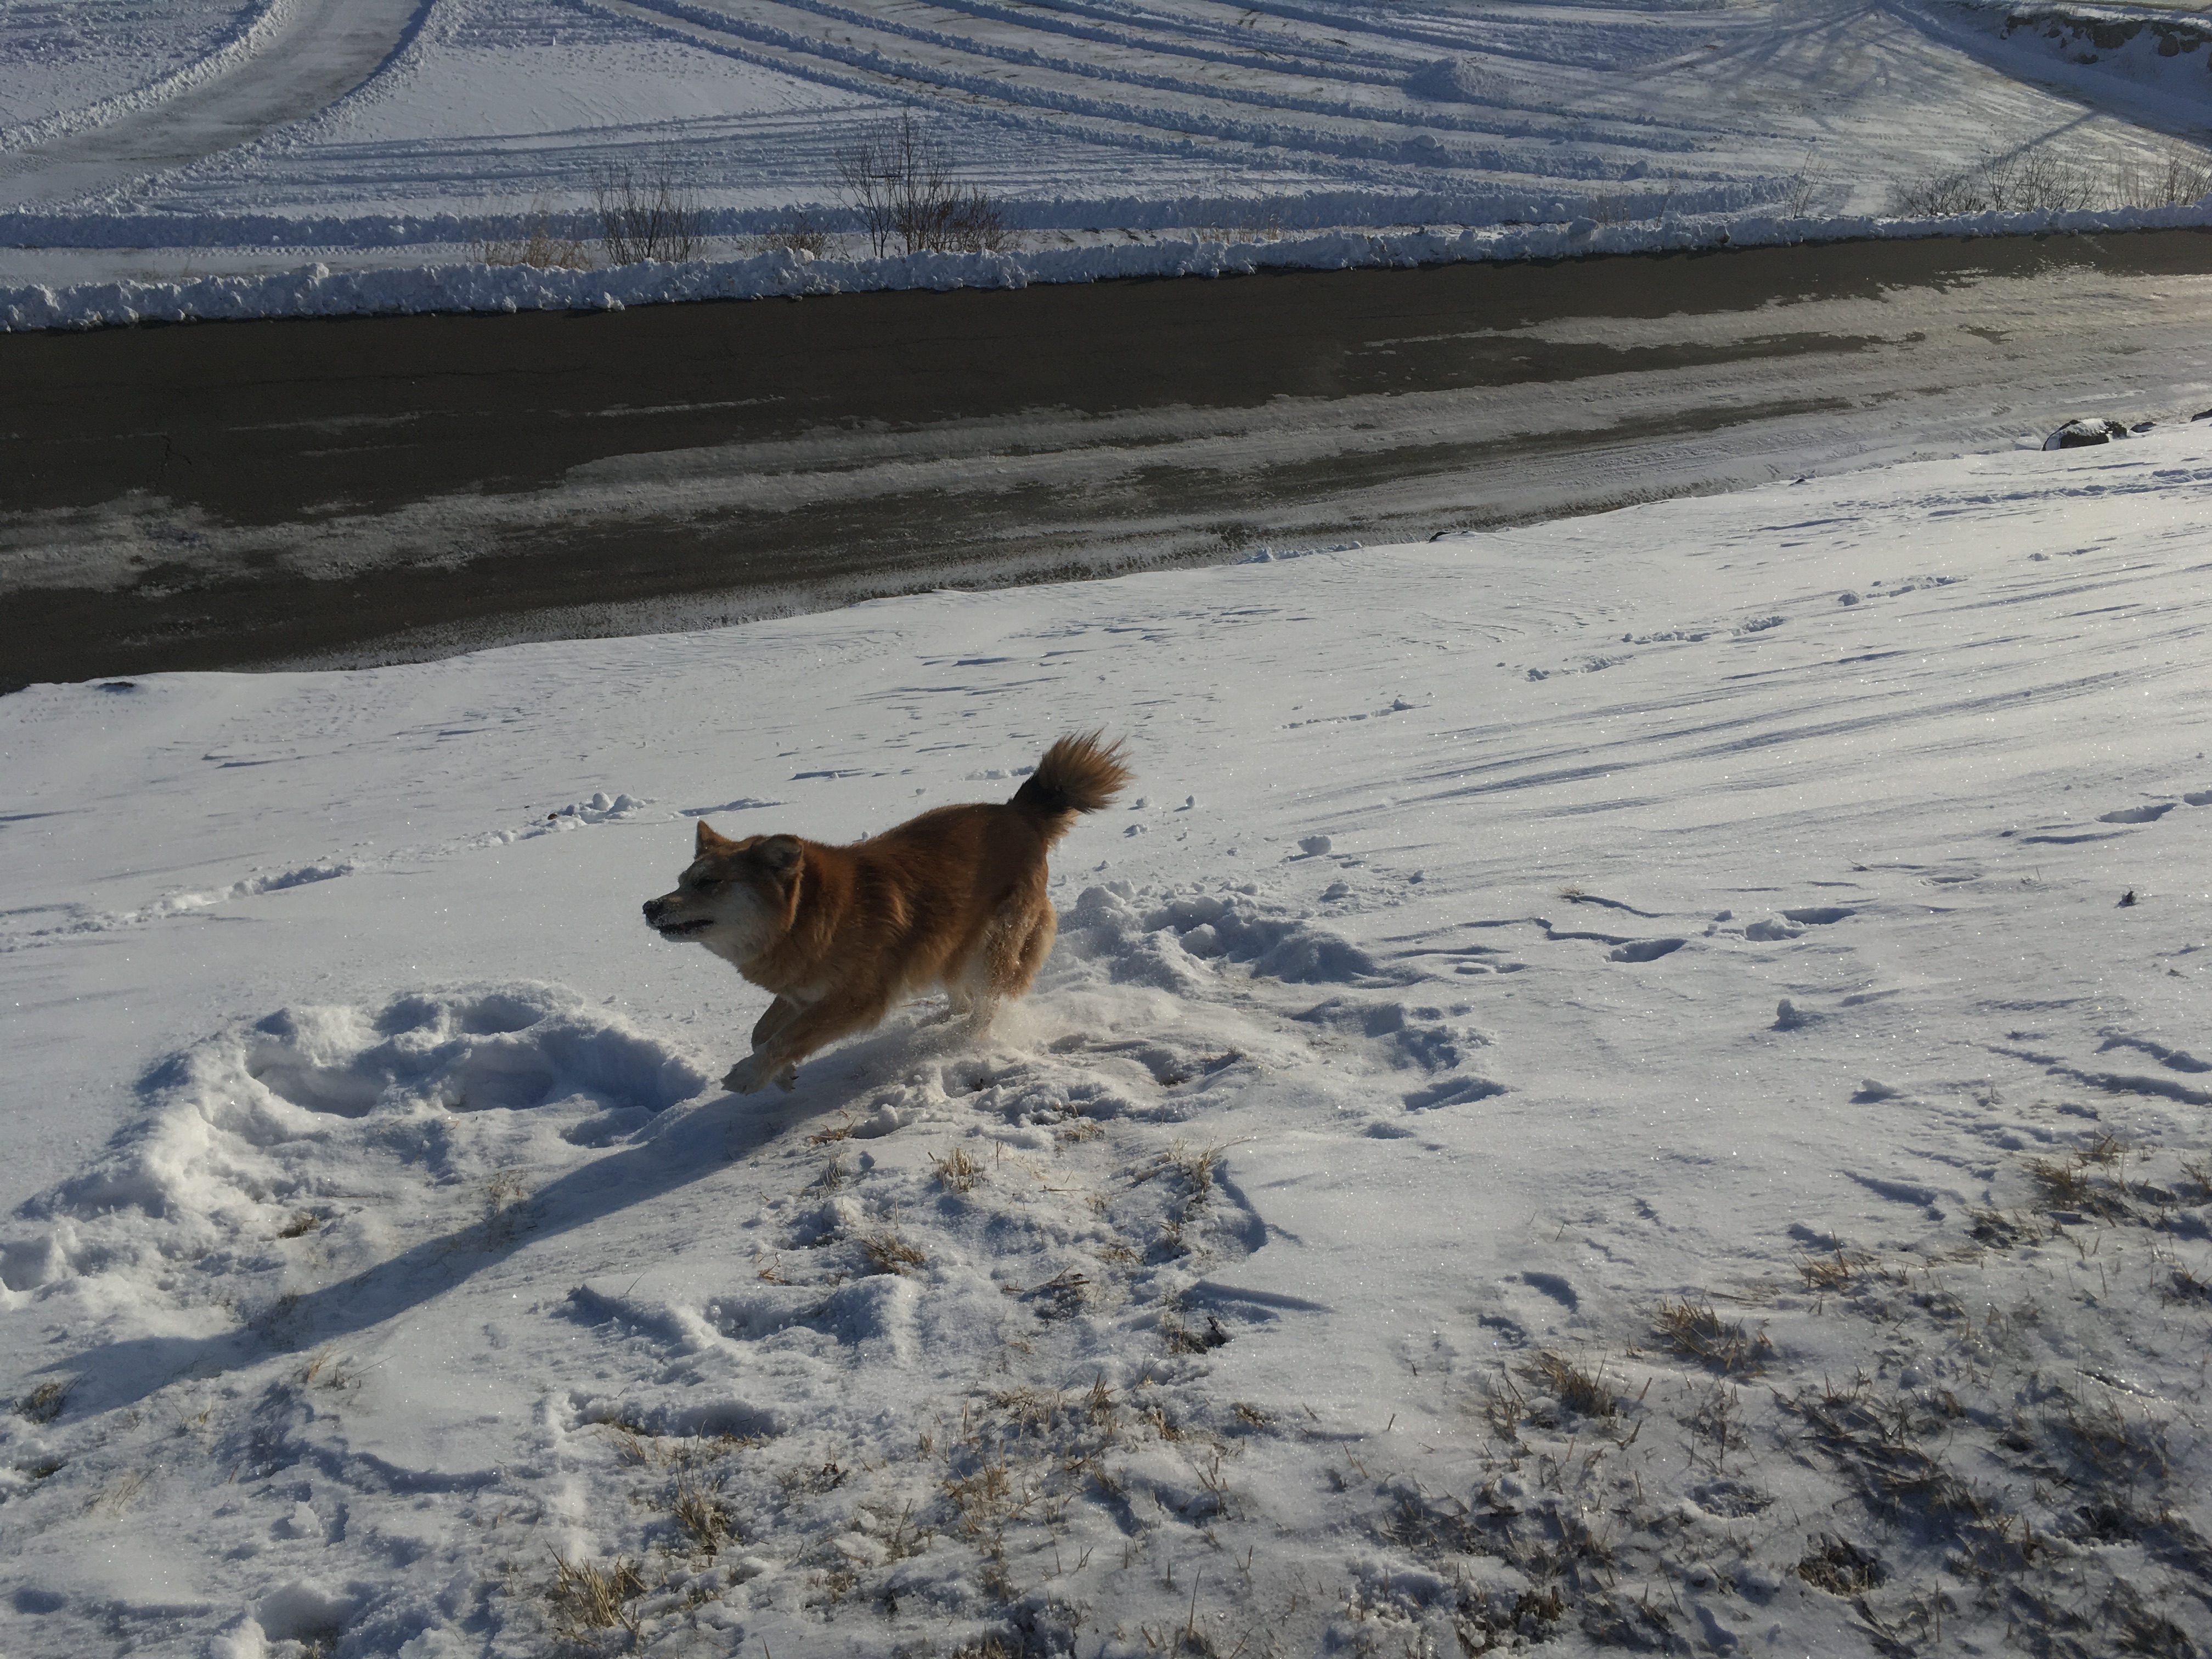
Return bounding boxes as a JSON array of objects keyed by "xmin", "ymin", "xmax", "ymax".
[{"xmin": 642, "ymin": 895, "xmax": 667, "ymax": 923}]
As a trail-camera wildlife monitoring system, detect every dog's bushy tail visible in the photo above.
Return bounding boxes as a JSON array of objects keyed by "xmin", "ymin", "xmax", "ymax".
[{"xmin": 1012, "ymin": 732, "xmax": 1132, "ymax": 833}]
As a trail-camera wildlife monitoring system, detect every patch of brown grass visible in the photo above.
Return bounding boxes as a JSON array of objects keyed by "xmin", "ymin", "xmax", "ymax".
[
  {"xmin": 16, "ymin": 1379, "xmax": 71, "ymax": 1424},
  {"xmin": 1797, "ymin": 1533, "xmax": 1882, "ymax": 1594},
  {"xmin": 862, "ymin": 1229, "xmax": 926, "ymax": 1276},
  {"xmin": 932, "ymin": 1145, "xmax": 985, "ymax": 1194},
  {"xmin": 672, "ymin": 1472, "xmax": 736, "ymax": 1554},
  {"xmin": 1527, "ymin": 1350, "xmax": 1617, "ymax": 1419},
  {"xmin": 1796, "ymin": 1248, "xmax": 1867, "ymax": 1291},
  {"xmin": 1652, "ymin": 1297, "xmax": 1774, "ymax": 1375},
  {"xmin": 548, "ymin": 1553, "xmax": 645, "ymax": 1635}
]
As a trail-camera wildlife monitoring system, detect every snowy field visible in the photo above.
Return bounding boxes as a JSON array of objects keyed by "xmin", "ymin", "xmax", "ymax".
[
  {"xmin": 4, "ymin": 420, "xmax": 2211, "ymax": 1654},
  {"xmin": 2, "ymin": 0, "xmax": 2211, "ymax": 319}
]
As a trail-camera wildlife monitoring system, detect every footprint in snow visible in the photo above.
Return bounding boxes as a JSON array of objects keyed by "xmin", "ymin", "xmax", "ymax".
[
  {"xmin": 2022, "ymin": 794, "xmax": 2194, "ymax": 841},
  {"xmin": 1744, "ymin": 906, "xmax": 1853, "ymax": 941},
  {"xmin": 1295, "ymin": 996, "xmax": 1469, "ymax": 1070},
  {"xmin": 1844, "ymin": 1170, "xmax": 1945, "ymax": 1217},
  {"xmin": 1403, "ymin": 1075, "xmax": 1507, "ymax": 1110},
  {"xmin": 2095, "ymin": 1034, "xmax": 2210, "ymax": 1074},
  {"xmin": 1290, "ymin": 996, "xmax": 1506, "ymax": 1111},
  {"xmin": 2020, "ymin": 825, "xmax": 2130, "ymax": 844}
]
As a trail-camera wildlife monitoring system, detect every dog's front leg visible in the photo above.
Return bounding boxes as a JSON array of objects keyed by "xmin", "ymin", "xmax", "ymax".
[
  {"xmin": 751, "ymin": 996, "xmax": 799, "ymax": 1049},
  {"xmin": 728, "ymin": 989, "xmax": 882, "ymax": 1094},
  {"xmin": 723, "ymin": 996, "xmax": 807, "ymax": 1093}
]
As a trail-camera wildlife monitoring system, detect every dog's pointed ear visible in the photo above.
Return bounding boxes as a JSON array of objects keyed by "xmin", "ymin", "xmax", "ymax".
[
  {"xmin": 695, "ymin": 820, "xmax": 732, "ymax": 855},
  {"xmin": 753, "ymin": 834, "xmax": 801, "ymax": 874}
]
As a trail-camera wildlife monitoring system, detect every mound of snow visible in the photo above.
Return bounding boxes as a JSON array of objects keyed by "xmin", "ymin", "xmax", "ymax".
[{"xmin": 2, "ymin": 983, "xmax": 710, "ymax": 1301}]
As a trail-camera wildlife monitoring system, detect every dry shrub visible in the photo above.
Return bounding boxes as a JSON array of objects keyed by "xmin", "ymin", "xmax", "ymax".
[
  {"xmin": 596, "ymin": 165, "xmax": 701, "ymax": 264},
  {"xmin": 1652, "ymin": 1297, "xmax": 1773, "ymax": 1375},
  {"xmin": 1887, "ymin": 146, "xmax": 2211, "ymax": 218},
  {"xmin": 1889, "ymin": 149, "xmax": 2098, "ymax": 216},
  {"xmin": 2114, "ymin": 148, "xmax": 2212, "ymax": 208},
  {"xmin": 742, "ymin": 208, "xmax": 831, "ymax": 258},
  {"xmin": 836, "ymin": 113, "xmax": 1011, "ymax": 257},
  {"xmin": 479, "ymin": 197, "xmax": 591, "ymax": 270}
]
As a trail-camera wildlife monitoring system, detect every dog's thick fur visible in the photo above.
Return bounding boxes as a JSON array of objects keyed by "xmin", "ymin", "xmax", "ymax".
[{"xmin": 642, "ymin": 732, "xmax": 1131, "ymax": 1093}]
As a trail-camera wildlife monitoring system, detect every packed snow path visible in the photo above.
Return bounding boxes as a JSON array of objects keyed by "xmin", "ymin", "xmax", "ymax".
[
  {"xmin": 0, "ymin": 0, "xmax": 425, "ymax": 210},
  {"xmin": 3, "ymin": 424, "xmax": 2211, "ymax": 1654}
]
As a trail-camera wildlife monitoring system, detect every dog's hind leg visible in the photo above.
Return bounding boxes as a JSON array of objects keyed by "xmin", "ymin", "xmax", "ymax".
[
  {"xmin": 995, "ymin": 901, "xmax": 1057, "ymax": 1001},
  {"xmin": 940, "ymin": 953, "xmax": 997, "ymax": 1034}
]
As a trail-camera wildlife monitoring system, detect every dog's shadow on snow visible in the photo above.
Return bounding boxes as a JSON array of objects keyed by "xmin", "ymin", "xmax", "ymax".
[{"xmin": 60, "ymin": 1017, "xmax": 991, "ymax": 1414}]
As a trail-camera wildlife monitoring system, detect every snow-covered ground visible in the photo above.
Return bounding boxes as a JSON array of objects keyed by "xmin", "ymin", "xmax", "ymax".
[
  {"xmin": 2, "ymin": 0, "xmax": 2209, "ymax": 319},
  {"xmin": 5, "ymin": 420, "xmax": 2211, "ymax": 1655}
]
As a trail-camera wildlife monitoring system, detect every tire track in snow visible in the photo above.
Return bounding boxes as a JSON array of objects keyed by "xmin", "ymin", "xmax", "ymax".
[{"xmin": 0, "ymin": 0, "xmax": 426, "ymax": 209}]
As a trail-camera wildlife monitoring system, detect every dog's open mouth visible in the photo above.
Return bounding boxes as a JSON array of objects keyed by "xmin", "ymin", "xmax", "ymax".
[{"xmin": 654, "ymin": 918, "xmax": 712, "ymax": 940}]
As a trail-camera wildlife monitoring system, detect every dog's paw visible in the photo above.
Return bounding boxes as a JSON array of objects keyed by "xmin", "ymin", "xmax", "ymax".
[{"xmin": 725, "ymin": 1053, "xmax": 802, "ymax": 1096}]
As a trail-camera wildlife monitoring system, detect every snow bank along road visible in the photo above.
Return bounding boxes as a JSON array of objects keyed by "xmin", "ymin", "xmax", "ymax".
[
  {"xmin": 2, "ymin": 424, "xmax": 2210, "ymax": 1655},
  {"xmin": 8, "ymin": 228, "xmax": 2212, "ymax": 692}
]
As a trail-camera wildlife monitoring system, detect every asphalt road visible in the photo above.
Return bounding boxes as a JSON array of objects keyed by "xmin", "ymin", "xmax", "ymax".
[{"xmin": 6, "ymin": 229, "xmax": 2212, "ymax": 691}]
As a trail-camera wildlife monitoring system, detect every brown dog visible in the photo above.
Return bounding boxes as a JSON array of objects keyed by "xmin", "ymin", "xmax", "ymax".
[{"xmin": 643, "ymin": 732, "xmax": 1132, "ymax": 1093}]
